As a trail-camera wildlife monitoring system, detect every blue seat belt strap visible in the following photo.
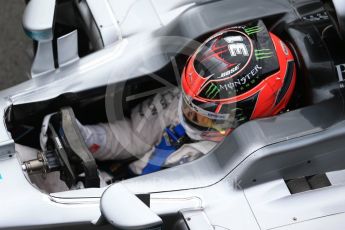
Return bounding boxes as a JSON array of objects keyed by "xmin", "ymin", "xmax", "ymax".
[{"xmin": 141, "ymin": 124, "xmax": 186, "ymax": 175}]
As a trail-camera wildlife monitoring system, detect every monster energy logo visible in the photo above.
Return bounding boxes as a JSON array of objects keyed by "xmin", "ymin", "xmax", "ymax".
[
  {"xmin": 255, "ymin": 49, "xmax": 273, "ymax": 60},
  {"xmin": 244, "ymin": 26, "xmax": 263, "ymax": 35},
  {"xmin": 205, "ymin": 83, "xmax": 220, "ymax": 99}
]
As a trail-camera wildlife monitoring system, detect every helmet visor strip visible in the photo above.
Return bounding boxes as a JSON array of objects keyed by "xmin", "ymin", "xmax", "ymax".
[{"xmin": 181, "ymin": 93, "xmax": 236, "ymax": 133}]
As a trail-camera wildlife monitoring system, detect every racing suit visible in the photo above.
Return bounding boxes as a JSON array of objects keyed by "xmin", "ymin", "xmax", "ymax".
[{"xmin": 78, "ymin": 88, "xmax": 217, "ymax": 175}]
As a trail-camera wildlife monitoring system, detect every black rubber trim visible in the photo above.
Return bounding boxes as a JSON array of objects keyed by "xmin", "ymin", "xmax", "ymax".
[
  {"xmin": 137, "ymin": 194, "xmax": 151, "ymax": 207},
  {"xmin": 275, "ymin": 60, "xmax": 295, "ymax": 106}
]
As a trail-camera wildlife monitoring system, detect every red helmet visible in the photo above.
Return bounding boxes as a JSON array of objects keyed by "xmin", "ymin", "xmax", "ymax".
[{"xmin": 180, "ymin": 20, "xmax": 296, "ymax": 141}]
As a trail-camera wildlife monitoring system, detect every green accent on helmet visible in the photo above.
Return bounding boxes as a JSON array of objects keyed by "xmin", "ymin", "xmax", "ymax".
[
  {"xmin": 255, "ymin": 49, "xmax": 273, "ymax": 60},
  {"xmin": 206, "ymin": 83, "xmax": 221, "ymax": 99},
  {"xmin": 244, "ymin": 26, "xmax": 263, "ymax": 35}
]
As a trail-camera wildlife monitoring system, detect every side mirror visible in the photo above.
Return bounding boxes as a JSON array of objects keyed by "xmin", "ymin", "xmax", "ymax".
[
  {"xmin": 100, "ymin": 183, "xmax": 163, "ymax": 230},
  {"xmin": 22, "ymin": 0, "xmax": 56, "ymax": 41}
]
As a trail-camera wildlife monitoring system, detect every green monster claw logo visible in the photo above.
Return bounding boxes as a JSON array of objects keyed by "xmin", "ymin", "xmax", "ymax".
[
  {"xmin": 244, "ymin": 26, "xmax": 263, "ymax": 35},
  {"xmin": 206, "ymin": 83, "xmax": 220, "ymax": 99},
  {"xmin": 255, "ymin": 49, "xmax": 273, "ymax": 60}
]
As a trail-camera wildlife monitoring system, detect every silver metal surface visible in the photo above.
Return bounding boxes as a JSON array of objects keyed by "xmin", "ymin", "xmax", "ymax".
[
  {"xmin": 0, "ymin": 0, "xmax": 345, "ymax": 229},
  {"xmin": 273, "ymin": 212, "xmax": 345, "ymax": 230},
  {"xmin": 31, "ymin": 41, "xmax": 55, "ymax": 77},
  {"xmin": 180, "ymin": 209, "xmax": 213, "ymax": 230},
  {"xmin": 101, "ymin": 183, "xmax": 162, "ymax": 229},
  {"xmin": 0, "ymin": 97, "xmax": 14, "ymax": 157},
  {"xmin": 0, "ymin": 154, "xmax": 101, "ymax": 229},
  {"xmin": 86, "ymin": 0, "xmax": 121, "ymax": 46},
  {"xmin": 244, "ymin": 179, "xmax": 345, "ymax": 229},
  {"xmin": 57, "ymin": 30, "xmax": 80, "ymax": 68}
]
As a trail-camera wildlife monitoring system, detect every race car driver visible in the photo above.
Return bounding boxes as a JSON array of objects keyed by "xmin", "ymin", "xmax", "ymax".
[{"xmin": 42, "ymin": 20, "xmax": 297, "ymax": 176}]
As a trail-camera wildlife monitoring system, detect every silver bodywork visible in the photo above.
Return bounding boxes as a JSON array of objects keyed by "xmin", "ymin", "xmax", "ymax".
[{"xmin": 1, "ymin": 0, "xmax": 345, "ymax": 229}]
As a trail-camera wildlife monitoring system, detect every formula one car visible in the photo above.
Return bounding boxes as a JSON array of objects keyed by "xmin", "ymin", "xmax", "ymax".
[{"xmin": 1, "ymin": 0, "xmax": 345, "ymax": 229}]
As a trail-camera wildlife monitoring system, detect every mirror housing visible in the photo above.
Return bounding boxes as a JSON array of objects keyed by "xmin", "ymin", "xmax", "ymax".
[
  {"xmin": 101, "ymin": 183, "xmax": 162, "ymax": 230},
  {"xmin": 22, "ymin": 0, "xmax": 56, "ymax": 41}
]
